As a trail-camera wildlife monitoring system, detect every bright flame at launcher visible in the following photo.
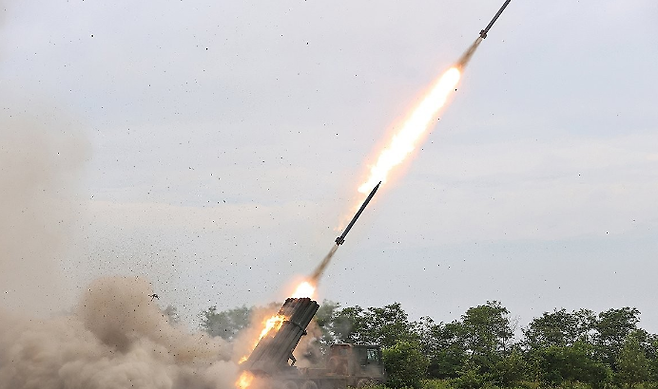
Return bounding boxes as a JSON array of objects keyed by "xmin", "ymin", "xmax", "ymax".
[
  {"xmin": 236, "ymin": 280, "xmax": 314, "ymax": 363},
  {"xmin": 235, "ymin": 280, "xmax": 315, "ymax": 388},
  {"xmin": 236, "ymin": 372, "xmax": 254, "ymax": 389},
  {"xmin": 291, "ymin": 280, "xmax": 315, "ymax": 298}
]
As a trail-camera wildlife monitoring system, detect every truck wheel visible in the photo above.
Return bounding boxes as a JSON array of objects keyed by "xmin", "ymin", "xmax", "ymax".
[
  {"xmin": 282, "ymin": 381, "xmax": 298, "ymax": 389},
  {"xmin": 301, "ymin": 380, "xmax": 318, "ymax": 389}
]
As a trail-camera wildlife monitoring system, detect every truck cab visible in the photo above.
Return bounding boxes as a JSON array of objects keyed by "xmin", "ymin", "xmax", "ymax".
[{"xmin": 327, "ymin": 344, "xmax": 386, "ymax": 387}]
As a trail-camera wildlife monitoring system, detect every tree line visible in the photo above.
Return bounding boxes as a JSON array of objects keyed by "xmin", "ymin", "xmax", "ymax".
[{"xmin": 199, "ymin": 301, "xmax": 658, "ymax": 389}]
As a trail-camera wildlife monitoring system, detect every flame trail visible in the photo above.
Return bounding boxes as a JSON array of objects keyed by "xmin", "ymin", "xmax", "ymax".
[
  {"xmin": 358, "ymin": 37, "xmax": 481, "ymax": 194},
  {"xmin": 307, "ymin": 38, "xmax": 485, "ymax": 287},
  {"xmin": 357, "ymin": 67, "xmax": 461, "ymax": 192}
]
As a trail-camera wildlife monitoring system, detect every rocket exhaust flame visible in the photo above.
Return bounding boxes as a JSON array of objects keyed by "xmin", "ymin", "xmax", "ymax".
[
  {"xmin": 358, "ymin": 68, "xmax": 461, "ymax": 193},
  {"xmin": 305, "ymin": 67, "xmax": 461, "ymax": 288},
  {"xmin": 236, "ymin": 372, "xmax": 255, "ymax": 389},
  {"xmin": 292, "ymin": 280, "xmax": 316, "ymax": 298}
]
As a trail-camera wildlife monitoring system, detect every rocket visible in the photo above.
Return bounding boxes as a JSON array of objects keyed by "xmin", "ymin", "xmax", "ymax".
[
  {"xmin": 335, "ymin": 181, "xmax": 381, "ymax": 245},
  {"xmin": 479, "ymin": 0, "xmax": 511, "ymax": 39}
]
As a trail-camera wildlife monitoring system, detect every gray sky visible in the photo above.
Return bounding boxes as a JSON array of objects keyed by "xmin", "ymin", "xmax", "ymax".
[{"xmin": 2, "ymin": 0, "xmax": 657, "ymax": 334}]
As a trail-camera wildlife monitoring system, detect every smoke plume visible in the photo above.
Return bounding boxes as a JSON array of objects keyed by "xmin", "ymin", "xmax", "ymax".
[
  {"xmin": 0, "ymin": 276, "xmax": 238, "ymax": 389},
  {"xmin": 456, "ymin": 37, "xmax": 483, "ymax": 70},
  {"xmin": 309, "ymin": 244, "xmax": 339, "ymax": 284},
  {"xmin": 0, "ymin": 111, "xmax": 244, "ymax": 388},
  {"xmin": 0, "ymin": 109, "xmax": 90, "ymax": 315}
]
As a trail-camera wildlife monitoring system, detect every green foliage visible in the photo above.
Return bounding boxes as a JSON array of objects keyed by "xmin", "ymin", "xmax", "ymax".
[
  {"xmin": 311, "ymin": 299, "xmax": 340, "ymax": 353},
  {"xmin": 594, "ymin": 307, "xmax": 640, "ymax": 366},
  {"xmin": 421, "ymin": 379, "xmax": 456, "ymax": 389},
  {"xmin": 199, "ymin": 299, "xmax": 658, "ymax": 389},
  {"xmin": 383, "ymin": 340, "xmax": 429, "ymax": 389},
  {"xmin": 523, "ymin": 309, "xmax": 595, "ymax": 351},
  {"xmin": 491, "ymin": 348, "xmax": 527, "ymax": 387},
  {"xmin": 452, "ymin": 368, "xmax": 490, "ymax": 389},
  {"xmin": 534, "ymin": 341, "xmax": 611, "ymax": 389},
  {"xmin": 418, "ymin": 318, "xmax": 467, "ymax": 379},
  {"xmin": 460, "ymin": 301, "xmax": 514, "ymax": 366},
  {"xmin": 198, "ymin": 305, "xmax": 251, "ymax": 340},
  {"xmin": 616, "ymin": 330, "xmax": 650, "ymax": 388},
  {"xmin": 333, "ymin": 302, "xmax": 418, "ymax": 348}
]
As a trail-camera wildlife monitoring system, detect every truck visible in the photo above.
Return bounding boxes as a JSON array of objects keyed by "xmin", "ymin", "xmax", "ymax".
[{"xmin": 241, "ymin": 297, "xmax": 386, "ymax": 389}]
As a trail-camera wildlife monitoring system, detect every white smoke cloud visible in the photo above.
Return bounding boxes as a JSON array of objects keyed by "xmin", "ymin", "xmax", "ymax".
[
  {"xmin": 0, "ymin": 108, "xmax": 90, "ymax": 314},
  {"xmin": 0, "ymin": 109, "xmax": 241, "ymax": 388},
  {"xmin": 0, "ymin": 276, "xmax": 238, "ymax": 389}
]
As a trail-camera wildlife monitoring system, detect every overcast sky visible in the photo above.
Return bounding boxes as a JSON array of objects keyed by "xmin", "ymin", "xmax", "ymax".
[{"xmin": 1, "ymin": 0, "xmax": 657, "ymax": 334}]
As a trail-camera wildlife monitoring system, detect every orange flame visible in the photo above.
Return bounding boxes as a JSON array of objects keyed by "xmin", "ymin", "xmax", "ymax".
[
  {"xmin": 236, "ymin": 371, "xmax": 254, "ymax": 389},
  {"xmin": 236, "ymin": 281, "xmax": 316, "ymax": 389},
  {"xmin": 291, "ymin": 281, "xmax": 315, "ymax": 298},
  {"xmin": 359, "ymin": 67, "xmax": 461, "ymax": 193},
  {"xmin": 238, "ymin": 314, "xmax": 286, "ymax": 365},
  {"xmin": 258, "ymin": 314, "xmax": 285, "ymax": 341}
]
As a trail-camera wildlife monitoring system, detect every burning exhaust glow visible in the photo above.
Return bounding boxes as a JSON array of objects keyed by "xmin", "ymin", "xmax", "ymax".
[
  {"xmin": 236, "ymin": 281, "xmax": 313, "ymax": 388},
  {"xmin": 258, "ymin": 315, "xmax": 285, "ymax": 340},
  {"xmin": 291, "ymin": 281, "xmax": 315, "ymax": 298},
  {"xmin": 236, "ymin": 371, "xmax": 254, "ymax": 389},
  {"xmin": 237, "ymin": 280, "xmax": 312, "ymax": 370},
  {"xmin": 238, "ymin": 314, "xmax": 286, "ymax": 364},
  {"xmin": 358, "ymin": 67, "xmax": 461, "ymax": 193}
]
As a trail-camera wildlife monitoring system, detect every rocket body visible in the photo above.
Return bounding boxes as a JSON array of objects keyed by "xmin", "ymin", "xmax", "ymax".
[
  {"xmin": 479, "ymin": 0, "xmax": 511, "ymax": 39},
  {"xmin": 335, "ymin": 181, "xmax": 381, "ymax": 245}
]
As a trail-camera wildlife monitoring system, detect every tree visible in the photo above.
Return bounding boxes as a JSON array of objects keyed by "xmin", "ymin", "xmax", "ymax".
[
  {"xmin": 491, "ymin": 347, "xmax": 527, "ymax": 387},
  {"xmin": 313, "ymin": 300, "xmax": 341, "ymax": 351},
  {"xmin": 523, "ymin": 308, "xmax": 595, "ymax": 351},
  {"xmin": 417, "ymin": 317, "xmax": 467, "ymax": 379},
  {"xmin": 594, "ymin": 307, "xmax": 641, "ymax": 367},
  {"xmin": 460, "ymin": 301, "xmax": 513, "ymax": 372},
  {"xmin": 363, "ymin": 302, "xmax": 418, "ymax": 348},
  {"xmin": 535, "ymin": 341, "xmax": 611, "ymax": 389},
  {"xmin": 615, "ymin": 330, "xmax": 649, "ymax": 388},
  {"xmin": 332, "ymin": 305, "xmax": 367, "ymax": 344},
  {"xmin": 382, "ymin": 340, "xmax": 429, "ymax": 389},
  {"xmin": 332, "ymin": 302, "xmax": 417, "ymax": 348},
  {"xmin": 199, "ymin": 305, "xmax": 252, "ymax": 340}
]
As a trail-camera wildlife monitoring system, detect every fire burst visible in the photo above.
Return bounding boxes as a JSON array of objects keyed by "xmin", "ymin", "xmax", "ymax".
[
  {"xmin": 238, "ymin": 314, "xmax": 286, "ymax": 364},
  {"xmin": 236, "ymin": 281, "xmax": 313, "ymax": 389},
  {"xmin": 237, "ymin": 281, "xmax": 313, "ymax": 366},
  {"xmin": 291, "ymin": 281, "xmax": 315, "ymax": 298},
  {"xmin": 358, "ymin": 67, "xmax": 461, "ymax": 193},
  {"xmin": 236, "ymin": 371, "xmax": 254, "ymax": 389}
]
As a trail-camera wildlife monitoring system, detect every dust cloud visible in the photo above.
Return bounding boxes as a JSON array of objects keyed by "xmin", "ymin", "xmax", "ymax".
[
  {"xmin": 0, "ymin": 110, "xmax": 90, "ymax": 315},
  {"xmin": 0, "ymin": 113, "xmax": 244, "ymax": 388},
  {"xmin": 0, "ymin": 276, "xmax": 238, "ymax": 389}
]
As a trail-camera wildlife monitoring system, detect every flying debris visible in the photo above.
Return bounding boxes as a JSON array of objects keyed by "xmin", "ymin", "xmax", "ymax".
[
  {"xmin": 335, "ymin": 181, "xmax": 381, "ymax": 245},
  {"xmin": 479, "ymin": 0, "xmax": 512, "ymax": 39},
  {"xmin": 148, "ymin": 293, "xmax": 159, "ymax": 301}
]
